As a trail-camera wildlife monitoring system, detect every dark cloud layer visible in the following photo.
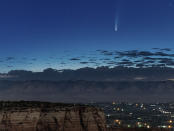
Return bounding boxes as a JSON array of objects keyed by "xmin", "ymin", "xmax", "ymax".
[
  {"xmin": 70, "ymin": 58, "xmax": 81, "ymax": 61},
  {"xmin": 1, "ymin": 66, "xmax": 174, "ymax": 82},
  {"xmin": 6, "ymin": 57, "xmax": 15, "ymax": 61}
]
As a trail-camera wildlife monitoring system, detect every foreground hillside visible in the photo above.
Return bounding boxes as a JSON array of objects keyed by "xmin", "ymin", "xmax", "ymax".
[
  {"xmin": 0, "ymin": 101, "xmax": 171, "ymax": 131},
  {"xmin": 0, "ymin": 101, "xmax": 106, "ymax": 131},
  {"xmin": 0, "ymin": 80, "xmax": 174, "ymax": 103}
]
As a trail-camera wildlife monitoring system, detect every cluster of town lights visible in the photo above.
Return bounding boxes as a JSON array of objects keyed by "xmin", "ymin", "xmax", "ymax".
[{"xmin": 113, "ymin": 119, "xmax": 174, "ymax": 129}]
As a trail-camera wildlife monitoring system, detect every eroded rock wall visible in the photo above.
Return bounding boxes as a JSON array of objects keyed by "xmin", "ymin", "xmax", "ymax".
[{"xmin": 0, "ymin": 106, "xmax": 106, "ymax": 131}]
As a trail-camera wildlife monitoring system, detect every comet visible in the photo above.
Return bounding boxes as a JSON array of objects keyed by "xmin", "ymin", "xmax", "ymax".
[
  {"xmin": 115, "ymin": 21, "xmax": 118, "ymax": 32},
  {"xmin": 115, "ymin": 14, "xmax": 119, "ymax": 32}
]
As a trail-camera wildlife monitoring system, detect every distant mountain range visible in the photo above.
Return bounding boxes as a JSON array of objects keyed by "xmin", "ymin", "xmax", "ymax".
[
  {"xmin": 1, "ymin": 67, "xmax": 174, "ymax": 81},
  {"xmin": 0, "ymin": 80, "xmax": 174, "ymax": 103},
  {"xmin": 0, "ymin": 67, "xmax": 174, "ymax": 103}
]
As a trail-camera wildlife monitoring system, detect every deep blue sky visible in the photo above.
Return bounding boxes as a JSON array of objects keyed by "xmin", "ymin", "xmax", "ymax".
[{"xmin": 0, "ymin": 0, "xmax": 174, "ymax": 72}]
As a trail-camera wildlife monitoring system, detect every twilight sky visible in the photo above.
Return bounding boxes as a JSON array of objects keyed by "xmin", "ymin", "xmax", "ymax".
[{"xmin": 0, "ymin": 0, "xmax": 174, "ymax": 72}]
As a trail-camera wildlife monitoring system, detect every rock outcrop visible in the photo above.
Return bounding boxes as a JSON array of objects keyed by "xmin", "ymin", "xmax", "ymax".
[{"xmin": 0, "ymin": 101, "xmax": 106, "ymax": 131}]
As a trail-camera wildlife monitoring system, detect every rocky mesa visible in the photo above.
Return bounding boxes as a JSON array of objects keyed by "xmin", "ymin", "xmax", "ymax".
[{"xmin": 0, "ymin": 101, "xmax": 106, "ymax": 131}]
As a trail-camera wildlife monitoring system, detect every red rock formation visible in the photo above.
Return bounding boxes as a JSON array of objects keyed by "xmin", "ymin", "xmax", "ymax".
[{"xmin": 0, "ymin": 105, "xmax": 106, "ymax": 131}]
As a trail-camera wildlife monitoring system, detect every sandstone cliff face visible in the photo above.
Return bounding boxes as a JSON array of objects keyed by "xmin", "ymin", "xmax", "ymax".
[{"xmin": 0, "ymin": 103, "xmax": 106, "ymax": 131}]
